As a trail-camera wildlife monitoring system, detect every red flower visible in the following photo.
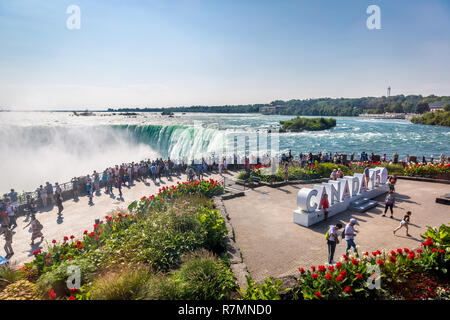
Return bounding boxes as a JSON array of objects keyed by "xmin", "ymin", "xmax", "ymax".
[
  {"xmin": 342, "ymin": 254, "xmax": 349, "ymax": 261},
  {"xmin": 70, "ymin": 235, "xmax": 75, "ymax": 239},
  {"xmin": 318, "ymin": 265, "xmax": 326, "ymax": 272},
  {"xmin": 404, "ymin": 248, "xmax": 410, "ymax": 253},
  {"xmin": 314, "ymin": 291, "xmax": 323, "ymax": 299},
  {"xmin": 408, "ymin": 253, "xmax": 415, "ymax": 259},
  {"xmin": 397, "ymin": 248, "xmax": 403, "ymax": 254},
  {"xmin": 298, "ymin": 267, "xmax": 305, "ymax": 274},
  {"xmin": 340, "ymin": 270, "xmax": 347, "ymax": 278},
  {"xmin": 356, "ymin": 273, "xmax": 363, "ymax": 280},
  {"xmin": 48, "ymin": 289, "xmax": 56, "ymax": 300},
  {"xmin": 52, "ymin": 239, "xmax": 56, "ymax": 244},
  {"xmin": 336, "ymin": 275, "xmax": 344, "ymax": 282},
  {"xmin": 432, "ymin": 248, "xmax": 437, "ymax": 253},
  {"xmin": 351, "ymin": 259, "xmax": 359, "ymax": 266},
  {"xmin": 438, "ymin": 249, "xmax": 445, "ymax": 254},
  {"xmin": 389, "ymin": 256, "xmax": 396, "ymax": 263},
  {"xmin": 69, "ymin": 287, "xmax": 78, "ymax": 294},
  {"xmin": 311, "ymin": 266, "xmax": 316, "ymax": 271},
  {"xmin": 377, "ymin": 259, "xmax": 384, "ymax": 266},
  {"xmin": 68, "ymin": 296, "xmax": 77, "ymax": 300},
  {"xmin": 325, "ymin": 273, "xmax": 333, "ymax": 280},
  {"xmin": 311, "ymin": 273, "xmax": 319, "ymax": 280},
  {"xmin": 93, "ymin": 224, "xmax": 98, "ymax": 230},
  {"xmin": 328, "ymin": 265, "xmax": 335, "ymax": 273},
  {"xmin": 344, "ymin": 286, "xmax": 352, "ymax": 293},
  {"xmin": 83, "ymin": 230, "xmax": 88, "ymax": 235},
  {"xmin": 335, "ymin": 262, "xmax": 342, "ymax": 269}
]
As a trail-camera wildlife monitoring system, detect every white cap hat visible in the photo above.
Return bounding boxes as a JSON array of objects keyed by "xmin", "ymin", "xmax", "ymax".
[{"xmin": 350, "ymin": 218, "xmax": 358, "ymax": 224}]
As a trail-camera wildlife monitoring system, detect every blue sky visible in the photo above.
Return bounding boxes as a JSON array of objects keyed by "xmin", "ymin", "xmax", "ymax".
[{"xmin": 0, "ymin": 0, "xmax": 449, "ymax": 109}]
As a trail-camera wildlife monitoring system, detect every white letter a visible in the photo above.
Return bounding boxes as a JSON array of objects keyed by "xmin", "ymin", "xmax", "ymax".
[
  {"xmin": 366, "ymin": 5, "xmax": 381, "ymax": 30},
  {"xmin": 66, "ymin": 5, "xmax": 81, "ymax": 30}
]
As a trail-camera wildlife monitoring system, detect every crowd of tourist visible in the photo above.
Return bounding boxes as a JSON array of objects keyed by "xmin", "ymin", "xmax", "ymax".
[
  {"xmin": 281, "ymin": 150, "xmax": 448, "ymax": 167},
  {"xmin": 0, "ymin": 150, "xmax": 447, "ymax": 262}
]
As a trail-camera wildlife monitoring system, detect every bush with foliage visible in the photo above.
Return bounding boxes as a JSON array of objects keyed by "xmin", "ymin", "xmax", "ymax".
[
  {"xmin": 279, "ymin": 117, "xmax": 336, "ymax": 132},
  {"xmin": 173, "ymin": 250, "xmax": 236, "ymax": 300},
  {"xmin": 242, "ymin": 162, "xmax": 351, "ymax": 182},
  {"xmin": 411, "ymin": 110, "xmax": 450, "ymax": 127},
  {"xmin": 239, "ymin": 276, "xmax": 287, "ymax": 300},
  {"xmin": 404, "ymin": 163, "xmax": 450, "ymax": 179}
]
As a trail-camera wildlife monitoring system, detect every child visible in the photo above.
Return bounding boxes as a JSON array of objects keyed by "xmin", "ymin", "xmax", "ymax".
[
  {"xmin": 321, "ymin": 194, "xmax": 330, "ymax": 220},
  {"xmin": 383, "ymin": 191, "xmax": 395, "ymax": 218},
  {"xmin": 393, "ymin": 211, "xmax": 412, "ymax": 237}
]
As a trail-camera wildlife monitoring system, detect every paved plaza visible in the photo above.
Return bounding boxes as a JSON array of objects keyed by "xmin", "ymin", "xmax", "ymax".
[
  {"xmin": 223, "ymin": 179, "xmax": 450, "ymax": 283},
  {"xmin": 3, "ymin": 171, "xmax": 233, "ymax": 266}
]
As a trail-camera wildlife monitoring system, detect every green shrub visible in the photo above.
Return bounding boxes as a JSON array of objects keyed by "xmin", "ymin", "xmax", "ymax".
[
  {"xmin": 36, "ymin": 258, "xmax": 96, "ymax": 296},
  {"xmin": 197, "ymin": 207, "xmax": 228, "ymax": 252},
  {"xmin": 237, "ymin": 171, "xmax": 249, "ymax": 180},
  {"xmin": 239, "ymin": 276, "xmax": 286, "ymax": 300},
  {"xmin": 174, "ymin": 250, "xmax": 236, "ymax": 300},
  {"xmin": 90, "ymin": 266, "xmax": 152, "ymax": 300},
  {"xmin": 280, "ymin": 117, "xmax": 336, "ymax": 131},
  {"xmin": 420, "ymin": 225, "xmax": 450, "ymax": 248},
  {"xmin": 144, "ymin": 275, "xmax": 183, "ymax": 300}
]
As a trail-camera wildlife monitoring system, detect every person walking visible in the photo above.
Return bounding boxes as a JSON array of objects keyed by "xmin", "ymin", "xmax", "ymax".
[
  {"xmin": 383, "ymin": 191, "xmax": 395, "ymax": 218},
  {"xmin": 86, "ymin": 182, "xmax": 93, "ymax": 204},
  {"xmin": 116, "ymin": 176, "xmax": 123, "ymax": 198},
  {"xmin": 55, "ymin": 191, "xmax": 63, "ymax": 215},
  {"xmin": 345, "ymin": 218, "xmax": 359, "ymax": 257},
  {"xmin": 0, "ymin": 199, "xmax": 9, "ymax": 226},
  {"xmin": 6, "ymin": 202, "xmax": 17, "ymax": 229},
  {"xmin": 284, "ymin": 162, "xmax": 289, "ymax": 182},
  {"xmin": 8, "ymin": 189, "xmax": 18, "ymax": 211},
  {"xmin": 326, "ymin": 223, "xmax": 342, "ymax": 264},
  {"xmin": 26, "ymin": 195, "xmax": 37, "ymax": 216},
  {"xmin": 45, "ymin": 182, "xmax": 54, "ymax": 207},
  {"xmin": 0, "ymin": 225, "xmax": 13, "ymax": 258},
  {"xmin": 38, "ymin": 185, "xmax": 47, "ymax": 208},
  {"xmin": 71, "ymin": 177, "xmax": 79, "ymax": 199},
  {"xmin": 394, "ymin": 211, "xmax": 412, "ymax": 237},
  {"xmin": 23, "ymin": 215, "xmax": 44, "ymax": 246}
]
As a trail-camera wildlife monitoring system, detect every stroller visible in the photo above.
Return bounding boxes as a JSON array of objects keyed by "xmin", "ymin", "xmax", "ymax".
[{"xmin": 0, "ymin": 255, "xmax": 9, "ymax": 267}]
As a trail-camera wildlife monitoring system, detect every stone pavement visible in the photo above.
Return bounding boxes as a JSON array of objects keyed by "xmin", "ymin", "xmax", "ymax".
[
  {"xmin": 223, "ymin": 179, "xmax": 450, "ymax": 283},
  {"xmin": 2, "ymin": 171, "xmax": 236, "ymax": 266}
]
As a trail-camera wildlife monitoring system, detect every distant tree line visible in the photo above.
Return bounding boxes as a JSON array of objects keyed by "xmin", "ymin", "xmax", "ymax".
[
  {"xmin": 410, "ymin": 104, "xmax": 450, "ymax": 127},
  {"xmin": 108, "ymin": 95, "xmax": 450, "ymax": 116}
]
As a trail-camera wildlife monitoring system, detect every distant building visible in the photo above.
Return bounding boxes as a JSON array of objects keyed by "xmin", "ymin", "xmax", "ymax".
[
  {"xmin": 259, "ymin": 105, "xmax": 285, "ymax": 115},
  {"xmin": 429, "ymin": 100, "xmax": 450, "ymax": 113}
]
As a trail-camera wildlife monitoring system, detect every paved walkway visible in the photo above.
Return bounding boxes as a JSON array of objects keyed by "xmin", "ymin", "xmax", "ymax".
[
  {"xmin": 2, "ymin": 171, "xmax": 236, "ymax": 266},
  {"xmin": 223, "ymin": 180, "xmax": 450, "ymax": 283}
]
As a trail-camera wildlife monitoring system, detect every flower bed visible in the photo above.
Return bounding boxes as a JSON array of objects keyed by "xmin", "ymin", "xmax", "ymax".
[
  {"xmin": 238, "ymin": 162, "xmax": 351, "ymax": 183},
  {"xmin": 404, "ymin": 163, "xmax": 450, "ymax": 179},
  {"xmin": 295, "ymin": 224, "xmax": 450, "ymax": 300},
  {"xmin": 1, "ymin": 179, "xmax": 236, "ymax": 300}
]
